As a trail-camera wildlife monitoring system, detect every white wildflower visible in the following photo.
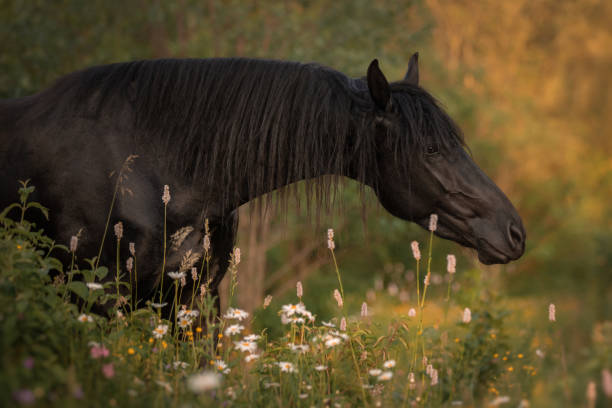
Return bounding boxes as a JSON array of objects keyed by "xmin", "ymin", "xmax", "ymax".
[
  {"xmin": 223, "ymin": 307, "xmax": 249, "ymax": 321},
  {"xmin": 187, "ymin": 371, "xmax": 222, "ymax": 393},
  {"xmin": 383, "ymin": 359, "xmax": 396, "ymax": 369},
  {"xmin": 86, "ymin": 282, "xmax": 104, "ymax": 290},
  {"xmin": 168, "ymin": 271, "xmax": 186, "ymax": 280},
  {"xmin": 361, "ymin": 302, "xmax": 368, "ymax": 318},
  {"xmin": 234, "ymin": 340, "xmax": 258, "ymax": 353},
  {"xmin": 429, "ymin": 213, "xmax": 438, "ymax": 231},
  {"xmin": 224, "ymin": 324, "xmax": 244, "ymax": 336},
  {"xmin": 70, "ymin": 235, "xmax": 78, "ymax": 253},
  {"xmin": 245, "ymin": 354, "xmax": 260, "ymax": 363},
  {"xmin": 278, "ymin": 361, "xmax": 296, "ymax": 373},
  {"xmin": 462, "ymin": 307, "xmax": 472, "ymax": 324},
  {"xmin": 447, "ymin": 254, "xmax": 456, "ymax": 274},
  {"xmin": 296, "ymin": 281, "xmax": 303, "ymax": 298},
  {"xmin": 378, "ymin": 371, "xmax": 393, "ymax": 381},
  {"xmin": 325, "ymin": 337, "xmax": 342, "ymax": 348},
  {"xmin": 77, "ymin": 314, "xmax": 94, "ymax": 323},
  {"xmin": 411, "ymin": 240, "xmax": 421, "ymax": 261},
  {"xmin": 548, "ymin": 303, "xmax": 556, "ymax": 322},
  {"xmin": 369, "ymin": 369, "xmax": 382, "ymax": 376},
  {"xmin": 152, "ymin": 324, "xmax": 169, "ymax": 339},
  {"xmin": 162, "ymin": 185, "xmax": 170, "ymax": 205}
]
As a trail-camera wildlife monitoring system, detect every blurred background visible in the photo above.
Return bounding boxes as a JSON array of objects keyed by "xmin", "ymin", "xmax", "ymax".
[{"xmin": 2, "ymin": 0, "xmax": 611, "ymax": 402}]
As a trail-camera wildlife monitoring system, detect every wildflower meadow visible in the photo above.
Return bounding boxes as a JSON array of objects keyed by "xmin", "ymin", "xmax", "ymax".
[{"xmin": 1, "ymin": 181, "xmax": 610, "ymax": 407}]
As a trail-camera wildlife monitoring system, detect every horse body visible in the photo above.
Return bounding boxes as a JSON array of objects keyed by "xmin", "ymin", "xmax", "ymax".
[{"xmin": 0, "ymin": 56, "xmax": 525, "ymax": 309}]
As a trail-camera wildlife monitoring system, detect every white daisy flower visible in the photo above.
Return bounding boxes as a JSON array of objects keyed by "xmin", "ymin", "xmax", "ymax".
[
  {"xmin": 300, "ymin": 310, "xmax": 315, "ymax": 322},
  {"xmin": 368, "ymin": 369, "xmax": 382, "ymax": 376},
  {"xmin": 150, "ymin": 302, "xmax": 168, "ymax": 309},
  {"xmin": 152, "ymin": 324, "xmax": 169, "ymax": 339},
  {"xmin": 77, "ymin": 314, "xmax": 94, "ymax": 323},
  {"xmin": 290, "ymin": 316, "xmax": 305, "ymax": 325},
  {"xmin": 213, "ymin": 360, "xmax": 230, "ymax": 374},
  {"xmin": 322, "ymin": 321, "xmax": 336, "ymax": 328},
  {"xmin": 245, "ymin": 354, "xmax": 260, "ymax": 363},
  {"xmin": 277, "ymin": 361, "xmax": 296, "ymax": 373},
  {"xmin": 173, "ymin": 361, "xmax": 189, "ymax": 370},
  {"xmin": 178, "ymin": 318, "xmax": 191, "ymax": 330},
  {"xmin": 315, "ymin": 365, "xmax": 327, "ymax": 371},
  {"xmin": 289, "ymin": 343, "xmax": 310, "ymax": 353},
  {"xmin": 383, "ymin": 359, "xmax": 396, "ymax": 369},
  {"xmin": 223, "ymin": 307, "xmax": 249, "ymax": 321},
  {"xmin": 243, "ymin": 334, "xmax": 261, "ymax": 342},
  {"xmin": 281, "ymin": 303, "xmax": 305, "ymax": 317},
  {"xmin": 325, "ymin": 337, "xmax": 341, "ymax": 348},
  {"xmin": 178, "ymin": 308, "xmax": 199, "ymax": 319},
  {"xmin": 378, "ymin": 371, "xmax": 393, "ymax": 381},
  {"xmin": 234, "ymin": 340, "xmax": 258, "ymax": 353},
  {"xmin": 167, "ymin": 271, "xmax": 186, "ymax": 280},
  {"xmin": 224, "ymin": 324, "xmax": 244, "ymax": 336},
  {"xmin": 86, "ymin": 282, "xmax": 104, "ymax": 290},
  {"xmin": 187, "ymin": 371, "xmax": 222, "ymax": 393}
]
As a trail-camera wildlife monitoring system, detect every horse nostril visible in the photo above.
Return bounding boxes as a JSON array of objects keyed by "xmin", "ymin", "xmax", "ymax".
[{"xmin": 507, "ymin": 222, "xmax": 523, "ymax": 249}]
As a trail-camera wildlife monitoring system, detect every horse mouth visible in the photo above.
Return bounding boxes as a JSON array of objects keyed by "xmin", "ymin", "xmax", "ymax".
[{"xmin": 416, "ymin": 213, "xmax": 515, "ymax": 265}]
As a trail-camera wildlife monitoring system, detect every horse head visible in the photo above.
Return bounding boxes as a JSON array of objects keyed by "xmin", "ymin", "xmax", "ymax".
[{"xmin": 365, "ymin": 54, "xmax": 525, "ymax": 264}]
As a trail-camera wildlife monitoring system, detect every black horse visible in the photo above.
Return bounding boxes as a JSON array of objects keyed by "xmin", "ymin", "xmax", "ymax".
[{"xmin": 0, "ymin": 54, "xmax": 525, "ymax": 310}]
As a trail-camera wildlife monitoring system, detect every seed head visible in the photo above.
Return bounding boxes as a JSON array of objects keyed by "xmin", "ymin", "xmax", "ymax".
[
  {"xmin": 191, "ymin": 267, "xmax": 198, "ymax": 281},
  {"xmin": 424, "ymin": 273, "xmax": 430, "ymax": 287},
  {"xmin": 340, "ymin": 317, "xmax": 347, "ymax": 331},
  {"xmin": 129, "ymin": 242, "xmax": 135, "ymax": 256},
  {"xmin": 333, "ymin": 289, "xmax": 343, "ymax": 308},
  {"xmin": 411, "ymin": 241, "xmax": 421, "ymax": 261},
  {"xmin": 601, "ymin": 369, "xmax": 612, "ymax": 398},
  {"xmin": 180, "ymin": 276, "xmax": 187, "ymax": 288},
  {"xmin": 114, "ymin": 222, "xmax": 123, "ymax": 240},
  {"xmin": 263, "ymin": 295, "xmax": 273, "ymax": 309},
  {"xmin": 430, "ymin": 368, "xmax": 439, "ymax": 386},
  {"xmin": 428, "ymin": 214, "xmax": 438, "ymax": 232},
  {"xmin": 548, "ymin": 303, "xmax": 556, "ymax": 322},
  {"xmin": 126, "ymin": 257, "xmax": 133, "ymax": 272},
  {"xmin": 70, "ymin": 236, "xmax": 78, "ymax": 253},
  {"xmin": 203, "ymin": 234, "xmax": 211, "ymax": 252},
  {"xmin": 462, "ymin": 307, "xmax": 472, "ymax": 324},
  {"xmin": 162, "ymin": 185, "xmax": 171, "ymax": 205},
  {"xmin": 233, "ymin": 248, "xmax": 241, "ymax": 265},
  {"xmin": 447, "ymin": 254, "xmax": 456, "ymax": 274},
  {"xmin": 327, "ymin": 228, "xmax": 334, "ymax": 240},
  {"xmin": 327, "ymin": 239, "xmax": 335, "ymax": 250},
  {"xmin": 296, "ymin": 281, "xmax": 303, "ymax": 298},
  {"xmin": 361, "ymin": 302, "xmax": 368, "ymax": 318},
  {"xmin": 586, "ymin": 381, "xmax": 596, "ymax": 406}
]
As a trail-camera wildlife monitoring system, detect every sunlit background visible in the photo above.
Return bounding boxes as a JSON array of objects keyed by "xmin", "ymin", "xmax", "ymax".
[{"xmin": 2, "ymin": 0, "xmax": 611, "ymax": 405}]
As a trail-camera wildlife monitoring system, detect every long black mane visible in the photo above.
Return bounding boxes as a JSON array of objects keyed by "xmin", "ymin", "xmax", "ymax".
[{"xmin": 22, "ymin": 58, "xmax": 463, "ymax": 214}]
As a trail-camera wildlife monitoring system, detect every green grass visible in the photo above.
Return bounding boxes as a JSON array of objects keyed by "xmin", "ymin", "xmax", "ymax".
[{"xmin": 0, "ymin": 182, "xmax": 609, "ymax": 407}]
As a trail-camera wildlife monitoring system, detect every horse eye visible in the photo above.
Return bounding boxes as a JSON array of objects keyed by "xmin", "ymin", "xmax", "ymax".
[{"xmin": 426, "ymin": 144, "xmax": 439, "ymax": 155}]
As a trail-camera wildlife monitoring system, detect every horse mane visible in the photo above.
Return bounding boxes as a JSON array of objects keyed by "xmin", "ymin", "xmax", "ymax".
[{"xmin": 23, "ymin": 58, "xmax": 464, "ymax": 215}]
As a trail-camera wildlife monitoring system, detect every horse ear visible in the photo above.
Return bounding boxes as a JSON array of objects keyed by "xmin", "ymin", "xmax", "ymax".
[
  {"xmin": 367, "ymin": 59, "xmax": 391, "ymax": 111},
  {"xmin": 404, "ymin": 52, "xmax": 419, "ymax": 85}
]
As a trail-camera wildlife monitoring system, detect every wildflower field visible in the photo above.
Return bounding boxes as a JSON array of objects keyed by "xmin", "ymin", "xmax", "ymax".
[{"xmin": 1, "ymin": 182, "xmax": 610, "ymax": 408}]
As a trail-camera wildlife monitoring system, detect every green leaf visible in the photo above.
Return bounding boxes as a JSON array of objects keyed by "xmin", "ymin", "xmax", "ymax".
[
  {"xmin": 26, "ymin": 202, "xmax": 49, "ymax": 220},
  {"xmin": 67, "ymin": 281, "xmax": 88, "ymax": 300},
  {"xmin": 95, "ymin": 266, "xmax": 109, "ymax": 280},
  {"xmin": 0, "ymin": 203, "xmax": 20, "ymax": 220}
]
